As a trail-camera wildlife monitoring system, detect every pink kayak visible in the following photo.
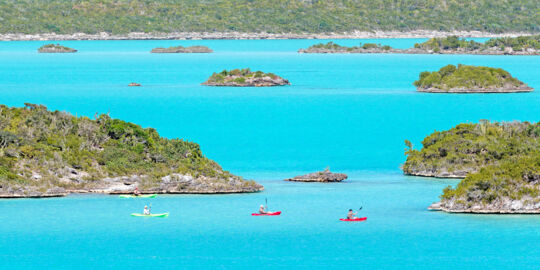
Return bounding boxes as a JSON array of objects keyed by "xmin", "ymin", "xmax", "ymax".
[
  {"xmin": 252, "ymin": 211, "xmax": 282, "ymax": 216},
  {"xmin": 340, "ymin": 217, "xmax": 367, "ymax": 222}
]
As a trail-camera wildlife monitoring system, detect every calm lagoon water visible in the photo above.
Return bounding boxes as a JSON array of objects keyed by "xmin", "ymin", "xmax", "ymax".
[{"xmin": 0, "ymin": 39, "xmax": 539, "ymax": 269}]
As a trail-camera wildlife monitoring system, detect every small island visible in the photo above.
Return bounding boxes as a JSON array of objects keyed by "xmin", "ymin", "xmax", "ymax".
[
  {"xmin": 202, "ymin": 68, "xmax": 290, "ymax": 87},
  {"xmin": 285, "ymin": 168, "xmax": 347, "ymax": 182},
  {"xmin": 404, "ymin": 121, "xmax": 540, "ymax": 213},
  {"xmin": 0, "ymin": 103, "xmax": 262, "ymax": 198},
  {"xmin": 298, "ymin": 42, "xmax": 393, "ymax": 53},
  {"xmin": 150, "ymin": 45, "xmax": 213, "ymax": 53},
  {"xmin": 298, "ymin": 36, "xmax": 540, "ymax": 55},
  {"xmin": 38, "ymin": 44, "xmax": 77, "ymax": 53},
  {"xmin": 414, "ymin": 64, "xmax": 533, "ymax": 93}
]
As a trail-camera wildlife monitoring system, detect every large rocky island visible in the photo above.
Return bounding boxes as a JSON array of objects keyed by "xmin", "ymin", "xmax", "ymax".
[
  {"xmin": 0, "ymin": 104, "xmax": 262, "ymax": 198},
  {"xmin": 299, "ymin": 35, "xmax": 540, "ymax": 55},
  {"xmin": 404, "ymin": 121, "xmax": 540, "ymax": 213},
  {"xmin": 428, "ymin": 157, "xmax": 540, "ymax": 213},
  {"xmin": 414, "ymin": 64, "xmax": 533, "ymax": 93},
  {"xmin": 150, "ymin": 45, "xmax": 212, "ymax": 53},
  {"xmin": 202, "ymin": 69, "xmax": 290, "ymax": 87},
  {"xmin": 38, "ymin": 44, "xmax": 77, "ymax": 53},
  {"xmin": 285, "ymin": 168, "xmax": 347, "ymax": 182}
]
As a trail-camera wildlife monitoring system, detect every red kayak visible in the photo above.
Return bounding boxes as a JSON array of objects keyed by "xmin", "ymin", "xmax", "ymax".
[
  {"xmin": 340, "ymin": 217, "xmax": 367, "ymax": 222},
  {"xmin": 252, "ymin": 211, "xmax": 281, "ymax": 216}
]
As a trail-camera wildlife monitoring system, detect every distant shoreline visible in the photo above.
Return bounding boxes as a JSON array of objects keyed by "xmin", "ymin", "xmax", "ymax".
[{"xmin": 0, "ymin": 30, "xmax": 537, "ymax": 41}]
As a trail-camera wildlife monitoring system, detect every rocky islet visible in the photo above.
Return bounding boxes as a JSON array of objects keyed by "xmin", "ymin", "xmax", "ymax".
[
  {"xmin": 202, "ymin": 69, "xmax": 290, "ymax": 87},
  {"xmin": 285, "ymin": 169, "xmax": 348, "ymax": 182},
  {"xmin": 150, "ymin": 45, "xmax": 213, "ymax": 53},
  {"xmin": 38, "ymin": 43, "xmax": 77, "ymax": 53}
]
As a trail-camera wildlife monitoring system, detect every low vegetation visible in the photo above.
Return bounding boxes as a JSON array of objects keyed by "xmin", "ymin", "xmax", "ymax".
[
  {"xmin": 404, "ymin": 121, "xmax": 540, "ymax": 177},
  {"xmin": 38, "ymin": 44, "xmax": 77, "ymax": 53},
  {"xmin": 0, "ymin": 0, "xmax": 537, "ymax": 34},
  {"xmin": 413, "ymin": 64, "xmax": 531, "ymax": 92},
  {"xmin": 414, "ymin": 35, "xmax": 540, "ymax": 52},
  {"xmin": 150, "ymin": 45, "xmax": 213, "ymax": 53},
  {"xmin": 405, "ymin": 121, "xmax": 540, "ymax": 212},
  {"xmin": 202, "ymin": 68, "xmax": 289, "ymax": 86},
  {"xmin": 301, "ymin": 42, "xmax": 392, "ymax": 52},
  {"xmin": 0, "ymin": 103, "xmax": 254, "ymax": 192},
  {"xmin": 440, "ymin": 155, "xmax": 540, "ymax": 207}
]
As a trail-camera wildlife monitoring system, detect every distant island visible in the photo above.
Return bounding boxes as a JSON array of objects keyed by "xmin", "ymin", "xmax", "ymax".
[
  {"xmin": 404, "ymin": 121, "xmax": 540, "ymax": 213},
  {"xmin": 150, "ymin": 45, "xmax": 213, "ymax": 53},
  {"xmin": 413, "ymin": 64, "xmax": 533, "ymax": 93},
  {"xmin": 202, "ymin": 69, "xmax": 290, "ymax": 87},
  {"xmin": 298, "ymin": 36, "xmax": 540, "ymax": 55},
  {"xmin": 38, "ymin": 44, "xmax": 77, "ymax": 53},
  {"xmin": 412, "ymin": 35, "xmax": 540, "ymax": 55},
  {"xmin": 298, "ymin": 42, "xmax": 393, "ymax": 53},
  {"xmin": 0, "ymin": 103, "xmax": 262, "ymax": 198},
  {"xmin": 285, "ymin": 168, "xmax": 347, "ymax": 182}
]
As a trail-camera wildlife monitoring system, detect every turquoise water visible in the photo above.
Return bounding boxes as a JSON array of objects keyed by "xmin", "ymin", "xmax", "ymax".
[{"xmin": 0, "ymin": 39, "xmax": 539, "ymax": 269}]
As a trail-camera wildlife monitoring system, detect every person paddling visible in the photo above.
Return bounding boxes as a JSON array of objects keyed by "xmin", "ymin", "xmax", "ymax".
[
  {"xmin": 347, "ymin": 209, "xmax": 357, "ymax": 220},
  {"xmin": 143, "ymin": 205, "xmax": 151, "ymax": 215},
  {"xmin": 259, "ymin": 204, "xmax": 267, "ymax": 214},
  {"xmin": 133, "ymin": 187, "xmax": 141, "ymax": 196}
]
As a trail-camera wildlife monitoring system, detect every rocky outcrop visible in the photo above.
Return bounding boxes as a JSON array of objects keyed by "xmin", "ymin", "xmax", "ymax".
[
  {"xmin": 0, "ymin": 170, "xmax": 263, "ymax": 198},
  {"xmin": 417, "ymin": 83, "xmax": 533, "ymax": 93},
  {"xmin": 285, "ymin": 169, "xmax": 348, "ymax": 182},
  {"xmin": 427, "ymin": 197, "xmax": 540, "ymax": 214},
  {"xmin": 109, "ymin": 173, "xmax": 263, "ymax": 194},
  {"xmin": 150, "ymin": 45, "xmax": 212, "ymax": 53},
  {"xmin": 0, "ymin": 187, "xmax": 68, "ymax": 198},
  {"xmin": 403, "ymin": 169, "xmax": 469, "ymax": 178},
  {"xmin": 38, "ymin": 44, "xmax": 77, "ymax": 53},
  {"xmin": 203, "ymin": 76, "xmax": 289, "ymax": 87}
]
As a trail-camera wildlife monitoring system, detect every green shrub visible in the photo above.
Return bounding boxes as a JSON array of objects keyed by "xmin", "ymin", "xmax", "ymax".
[
  {"xmin": 414, "ymin": 64, "xmax": 526, "ymax": 90},
  {"xmin": 0, "ymin": 103, "xmax": 240, "ymax": 190},
  {"xmin": 234, "ymin": 77, "xmax": 246, "ymax": 83}
]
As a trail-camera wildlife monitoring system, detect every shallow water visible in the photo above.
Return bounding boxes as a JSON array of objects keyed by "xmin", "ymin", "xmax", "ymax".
[{"xmin": 0, "ymin": 39, "xmax": 539, "ymax": 269}]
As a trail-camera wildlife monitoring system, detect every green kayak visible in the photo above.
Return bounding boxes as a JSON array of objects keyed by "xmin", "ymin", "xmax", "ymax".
[
  {"xmin": 131, "ymin": 213, "xmax": 169, "ymax": 217},
  {"xmin": 119, "ymin": 194, "xmax": 157, "ymax": 198}
]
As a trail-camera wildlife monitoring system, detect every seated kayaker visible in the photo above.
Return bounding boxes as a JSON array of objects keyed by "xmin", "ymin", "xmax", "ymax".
[
  {"xmin": 133, "ymin": 187, "xmax": 141, "ymax": 196},
  {"xmin": 143, "ymin": 205, "xmax": 151, "ymax": 215},
  {"xmin": 259, "ymin": 205, "xmax": 267, "ymax": 214},
  {"xmin": 347, "ymin": 209, "xmax": 357, "ymax": 220}
]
